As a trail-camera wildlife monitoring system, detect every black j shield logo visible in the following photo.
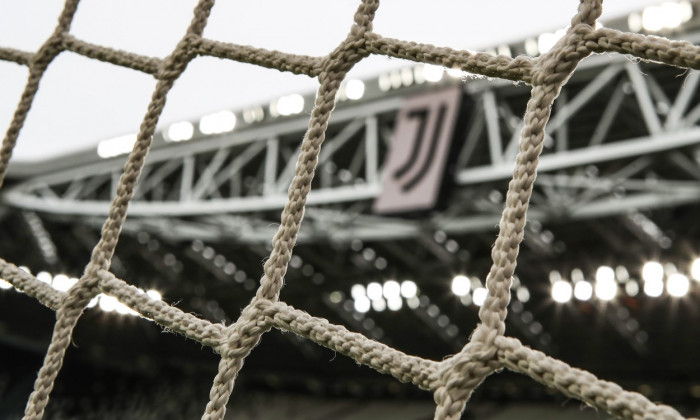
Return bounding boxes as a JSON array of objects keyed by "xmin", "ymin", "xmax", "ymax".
[{"xmin": 374, "ymin": 86, "xmax": 462, "ymax": 214}]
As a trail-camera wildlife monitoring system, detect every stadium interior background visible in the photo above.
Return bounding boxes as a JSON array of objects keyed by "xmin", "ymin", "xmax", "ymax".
[{"xmin": 2, "ymin": 1, "xmax": 700, "ymax": 418}]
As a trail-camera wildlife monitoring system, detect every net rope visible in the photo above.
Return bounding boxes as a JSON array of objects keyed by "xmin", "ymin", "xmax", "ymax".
[{"xmin": 0, "ymin": 1, "xmax": 698, "ymax": 418}]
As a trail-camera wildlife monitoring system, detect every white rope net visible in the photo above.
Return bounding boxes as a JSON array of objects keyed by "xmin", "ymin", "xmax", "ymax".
[{"xmin": 0, "ymin": 1, "xmax": 698, "ymax": 419}]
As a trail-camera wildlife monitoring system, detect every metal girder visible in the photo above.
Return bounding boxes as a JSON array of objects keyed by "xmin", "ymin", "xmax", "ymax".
[{"xmin": 5, "ymin": 53, "xmax": 700, "ymax": 244}]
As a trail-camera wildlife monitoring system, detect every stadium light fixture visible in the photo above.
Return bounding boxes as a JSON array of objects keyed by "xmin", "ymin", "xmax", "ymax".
[
  {"xmin": 406, "ymin": 295, "xmax": 420, "ymax": 309},
  {"xmin": 372, "ymin": 298, "xmax": 387, "ymax": 312},
  {"xmin": 574, "ymin": 280, "xmax": 593, "ymax": 301},
  {"xmin": 446, "ymin": 67, "xmax": 463, "ymax": 78},
  {"xmin": 387, "ymin": 297, "xmax": 402, "ymax": 311},
  {"xmin": 199, "ymin": 110, "xmax": 236, "ymax": 135},
  {"xmin": 595, "ymin": 266, "xmax": 617, "ymax": 300},
  {"xmin": 625, "ymin": 280, "xmax": 640, "ymax": 297},
  {"xmin": 422, "ymin": 64, "xmax": 443, "ymax": 82},
  {"xmin": 516, "ymin": 286, "xmax": 530, "ymax": 303},
  {"xmin": 400, "ymin": 280, "xmax": 417, "ymax": 298},
  {"xmin": 451, "ymin": 275, "xmax": 470, "ymax": 297},
  {"xmin": 378, "ymin": 73, "xmax": 391, "ymax": 91},
  {"xmin": 667, "ymin": 273, "xmax": 690, "ymax": 297},
  {"xmin": 641, "ymin": 1, "xmax": 693, "ymax": 32},
  {"xmin": 524, "ymin": 38, "xmax": 539, "ymax": 56},
  {"xmin": 166, "ymin": 121, "xmax": 194, "ymax": 142},
  {"xmin": 473, "ymin": 287, "xmax": 487, "ymax": 306},
  {"xmin": 351, "ymin": 284, "xmax": 366, "ymax": 300},
  {"xmin": 382, "ymin": 280, "xmax": 401, "ymax": 300},
  {"xmin": 366, "ymin": 282, "xmax": 383, "ymax": 301},
  {"xmin": 37, "ymin": 271, "xmax": 52, "ymax": 284},
  {"xmin": 552, "ymin": 280, "xmax": 573, "ymax": 303},
  {"xmin": 354, "ymin": 296, "xmax": 370, "ymax": 313},
  {"xmin": 273, "ymin": 94, "xmax": 305, "ymax": 117},
  {"xmin": 642, "ymin": 261, "xmax": 664, "ymax": 283},
  {"xmin": 97, "ymin": 133, "xmax": 137, "ymax": 158},
  {"xmin": 537, "ymin": 28, "xmax": 566, "ymax": 54},
  {"xmin": 51, "ymin": 274, "xmax": 77, "ymax": 292},
  {"xmin": 644, "ymin": 276, "xmax": 664, "ymax": 297},
  {"xmin": 146, "ymin": 289, "xmax": 162, "ymax": 301},
  {"xmin": 691, "ymin": 258, "xmax": 700, "ymax": 281},
  {"xmin": 86, "ymin": 295, "xmax": 99, "ymax": 308},
  {"xmin": 99, "ymin": 294, "xmax": 118, "ymax": 312},
  {"xmin": 345, "ymin": 79, "xmax": 365, "ymax": 100}
]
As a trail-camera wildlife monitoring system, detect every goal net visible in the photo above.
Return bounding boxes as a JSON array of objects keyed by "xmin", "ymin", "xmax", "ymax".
[{"xmin": 0, "ymin": 0, "xmax": 697, "ymax": 419}]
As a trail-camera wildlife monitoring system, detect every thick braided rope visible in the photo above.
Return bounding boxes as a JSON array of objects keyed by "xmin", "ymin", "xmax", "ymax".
[
  {"xmin": 1, "ymin": 0, "xmax": 700, "ymax": 419},
  {"xmin": 21, "ymin": 1, "xmax": 217, "ymax": 419},
  {"xmin": 201, "ymin": 5, "xmax": 379, "ymax": 419}
]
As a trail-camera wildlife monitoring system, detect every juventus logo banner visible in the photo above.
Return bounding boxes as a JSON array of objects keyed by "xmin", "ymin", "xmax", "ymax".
[{"xmin": 373, "ymin": 86, "xmax": 463, "ymax": 214}]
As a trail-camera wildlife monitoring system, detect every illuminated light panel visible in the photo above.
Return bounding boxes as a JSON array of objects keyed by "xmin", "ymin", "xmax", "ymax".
[
  {"xmin": 552, "ymin": 280, "xmax": 572, "ymax": 303},
  {"xmin": 667, "ymin": 273, "xmax": 690, "ymax": 297},
  {"xmin": 390, "ymin": 71, "xmax": 402, "ymax": 89},
  {"xmin": 146, "ymin": 289, "xmax": 162, "ymax": 301},
  {"xmin": 345, "ymin": 79, "xmax": 365, "ymax": 100},
  {"xmin": 644, "ymin": 276, "xmax": 664, "ymax": 297},
  {"xmin": 86, "ymin": 295, "xmax": 99, "ymax": 308},
  {"xmin": 383, "ymin": 280, "xmax": 400, "ymax": 300},
  {"xmin": 37, "ymin": 271, "xmax": 52, "ymax": 284},
  {"xmin": 595, "ymin": 266, "xmax": 617, "ymax": 301},
  {"xmin": 446, "ymin": 67, "xmax": 464, "ymax": 78},
  {"xmin": 0, "ymin": 278, "xmax": 12, "ymax": 290},
  {"xmin": 537, "ymin": 28, "xmax": 566, "ymax": 54},
  {"xmin": 400, "ymin": 280, "xmax": 417, "ymax": 298},
  {"xmin": 242, "ymin": 107, "xmax": 264, "ymax": 124},
  {"xmin": 549, "ymin": 270, "xmax": 562, "ymax": 283},
  {"xmin": 516, "ymin": 286, "xmax": 530, "ymax": 303},
  {"xmin": 401, "ymin": 67, "xmax": 413, "ymax": 86},
  {"xmin": 691, "ymin": 258, "xmax": 700, "ymax": 281},
  {"xmin": 625, "ymin": 280, "xmax": 640, "ymax": 297},
  {"xmin": 574, "ymin": 281, "xmax": 593, "ymax": 301},
  {"xmin": 115, "ymin": 301, "xmax": 138, "ymax": 316},
  {"xmin": 642, "ymin": 1, "xmax": 692, "ymax": 32},
  {"xmin": 199, "ymin": 111, "xmax": 236, "ymax": 135},
  {"xmin": 276, "ymin": 94, "xmax": 304, "ymax": 116},
  {"xmin": 52, "ymin": 274, "xmax": 78, "ymax": 292},
  {"xmin": 351, "ymin": 284, "xmax": 366, "ymax": 300},
  {"xmin": 642, "ymin": 261, "xmax": 664, "ymax": 283},
  {"xmin": 329, "ymin": 291, "xmax": 343, "ymax": 304},
  {"xmin": 97, "ymin": 133, "xmax": 137, "ymax": 158},
  {"xmin": 354, "ymin": 296, "xmax": 370, "ymax": 313},
  {"xmin": 451, "ymin": 275, "xmax": 470, "ymax": 297},
  {"xmin": 372, "ymin": 298, "xmax": 386, "ymax": 312},
  {"xmin": 628, "ymin": 12, "xmax": 643, "ymax": 32},
  {"xmin": 166, "ymin": 121, "xmax": 194, "ymax": 142},
  {"xmin": 387, "ymin": 297, "xmax": 402, "ymax": 311},
  {"xmin": 99, "ymin": 295, "xmax": 119, "ymax": 312},
  {"xmin": 473, "ymin": 287, "xmax": 487, "ymax": 306},
  {"xmin": 497, "ymin": 44, "xmax": 512, "ymax": 57},
  {"xmin": 422, "ymin": 64, "xmax": 443, "ymax": 82},
  {"xmin": 378, "ymin": 74, "xmax": 392, "ymax": 91},
  {"xmin": 366, "ymin": 282, "xmax": 383, "ymax": 301},
  {"xmin": 406, "ymin": 295, "xmax": 420, "ymax": 309},
  {"xmin": 524, "ymin": 38, "xmax": 539, "ymax": 56}
]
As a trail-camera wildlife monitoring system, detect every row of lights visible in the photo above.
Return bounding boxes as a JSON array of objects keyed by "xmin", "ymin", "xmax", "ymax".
[
  {"xmin": 97, "ymin": 77, "xmax": 366, "ymax": 159},
  {"xmin": 451, "ymin": 274, "xmax": 531, "ymax": 306},
  {"xmin": 0, "ymin": 268, "xmax": 163, "ymax": 316},
  {"xmin": 349, "ymin": 280, "xmax": 418, "ymax": 313},
  {"xmin": 335, "ymin": 282, "xmax": 463, "ymax": 341},
  {"xmin": 549, "ymin": 259, "xmax": 700, "ymax": 304},
  {"xmin": 377, "ymin": 63, "xmax": 478, "ymax": 94},
  {"xmin": 628, "ymin": 1, "xmax": 693, "ymax": 33},
  {"xmin": 96, "ymin": 2, "xmax": 694, "ymax": 159}
]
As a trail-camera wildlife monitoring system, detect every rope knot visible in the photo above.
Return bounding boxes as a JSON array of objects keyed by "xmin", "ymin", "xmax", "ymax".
[{"xmin": 157, "ymin": 34, "xmax": 202, "ymax": 81}]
